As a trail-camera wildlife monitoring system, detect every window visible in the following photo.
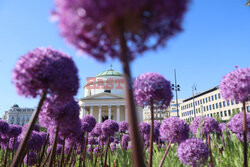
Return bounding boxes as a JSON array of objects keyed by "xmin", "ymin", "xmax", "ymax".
[
  {"xmin": 231, "ymin": 100, "xmax": 234, "ymax": 105},
  {"xmin": 220, "ymin": 111, "xmax": 223, "ymax": 117},
  {"xmin": 223, "ymin": 101, "xmax": 226, "ymax": 107},
  {"xmin": 191, "ymin": 103, "xmax": 193, "ymax": 107},
  {"xmin": 215, "ymin": 94, "xmax": 217, "ymax": 100},
  {"xmin": 216, "ymin": 103, "xmax": 218, "ymax": 109},
  {"xmin": 211, "ymin": 95, "xmax": 214, "ymax": 101},
  {"xmin": 209, "ymin": 97, "xmax": 211, "ymax": 102},
  {"xmin": 206, "ymin": 106, "xmax": 209, "ymax": 111},
  {"xmin": 198, "ymin": 108, "xmax": 200, "ymax": 113},
  {"xmin": 217, "ymin": 112, "xmax": 219, "ymax": 116},
  {"xmin": 200, "ymin": 100, "xmax": 202, "ymax": 104},
  {"xmin": 213, "ymin": 104, "xmax": 215, "ymax": 109},
  {"xmin": 206, "ymin": 97, "xmax": 208, "ymax": 103},
  {"xmin": 209, "ymin": 105, "xmax": 212, "ymax": 110},
  {"xmin": 104, "ymin": 89, "xmax": 111, "ymax": 93},
  {"xmin": 191, "ymin": 110, "xmax": 193, "ymax": 115},
  {"xmin": 203, "ymin": 99, "xmax": 205, "ymax": 103},
  {"xmin": 228, "ymin": 110, "xmax": 231, "ymax": 116},
  {"xmin": 204, "ymin": 106, "xmax": 206, "ymax": 112},
  {"xmin": 227, "ymin": 100, "xmax": 230, "ymax": 106},
  {"xmin": 219, "ymin": 102, "xmax": 222, "ymax": 108},
  {"xmin": 210, "ymin": 113, "xmax": 212, "ymax": 117},
  {"xmin": 218, "ymin": 93, "xmax": 221, "ymax": 99},
  {"xmin": 248, "ymin": 106, "xmax": 250, "ymax": 113},
  {"xmin": 224, "ymin": 110, "xmax": 227, "ymax": 117},
  {"xmin": 198, "ymin": 101, "xmax": 200, "ymax": 105}
]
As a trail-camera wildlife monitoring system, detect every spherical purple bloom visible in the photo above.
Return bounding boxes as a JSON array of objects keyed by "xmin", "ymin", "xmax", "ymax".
[
  {"xmin": 119, "ymin": 121, "xmax": 129, "ymax": 132},
  {"xmin": 90, "ymin": 123, "xmax": 102, "ymax": 137},
  {"xmin": 160, "ymin": 117, "xmax": 189, "ymax": 143},
  {"xmin": 227, "ymin": 112, "xmax": 250, "ymax": 141},
  {"xmin": 190, "ymin": 116, "xmax": 219, "ymax": 137},
  {"xmin": 220, "ymin": 67, "xmax": 250, "ymax": 102},
  {"xmin": 81, "ymin": 115, "xmax": 97, "ymax": 132},
  {"xmin": 177, "ymin": 138, "xmax": 208, "ymax": 167},
  {"xmin": 9, "ymin": 137, "xmax": 20, "ymax": 150},
  {"xmin": 134, "ymin": 73, "xmax": 173, "ymax": 108},
  {"xmin": 24, "ymin": 152, "xmax": 37, "ymax": 166},
  {"xmin": 121, "ymin": 134, "xmax": 130, "ymax": 150},
  {"xmin": 8, "ymin": 124, "xmax": 22, "ymax": 138},
  {"xmin": 54, "ymin": 0, "xmax": 189, "ymax": 62},
  {"xmin": 18, "ymin": 131, "xmax": 43, "ymax": 152},
  {"xmin": 101, "ymin": 120, "xmax": 119, "ymax": 136},
  {"xmin": 0, "ymin": 120, "xmax": 9, "ymax": 138},
  {"xmin": 12, "ymin": 47, "xmax": 79, "ymax": 99},
  {"xmin": 139, "ymin": 122, "xmax": 150, "ymax": 137},
  {"xmin": 81, "ymin": 122, "xmax": 91, "ymax": 133},
  {"xmin": 22, "ymin": 123, "xmax": 40, "ymax": 132}
]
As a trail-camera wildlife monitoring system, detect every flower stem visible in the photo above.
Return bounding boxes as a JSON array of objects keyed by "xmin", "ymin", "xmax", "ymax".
[
  {"xmin": 118, "ymin": 19, "xmax": 145, "ymax": 167},
  {"xmin": 10, "ymin": 90, "xmax": 47, "ymax": 167},
  {"xmin": 48, "ymin": 124, "xmax": 60, "ymax": 167},
  {"xmin": 82, "ymin": 132, "xmax": 89, "ymax": 167},
  {"xmin": 242, "ymin": 100, "xmax": 248, "ymax": 167},
  {"xmin": 158, "ymin": 140, "xmax": 172, "ymax": 167},
  {"xmin": 148, "ymin": 97, "xmax": 154, "ymax": 167},
  {"xmin": 59, "ymin": 138, "xmax": 65, "ymax": 167},
  {"xmin": 207, "ymin": 134, "xmax": 213, "ymax": 167},
  {"xmin": 38, "ymin": 134, "xmax": 49, "ymax": 166},
  {"xmin": 104, "ymin": 136, "xmax": 110, "ymax": 167}
]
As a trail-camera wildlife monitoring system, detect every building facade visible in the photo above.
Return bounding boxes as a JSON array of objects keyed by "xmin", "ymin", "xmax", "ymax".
[
  {"xmin": 143, "ymin": 99, "xmax": 183, "ymax": 122},
  {"xmin": 179, "ymin": 86, "xmax": 250, "ymax": 122},
  {"xmin": 79, "ymin": 68, "xmax": 143, "ymax": 123},
  {"xmin": 2, "ymin": 104, "xmax": 35, "ymax": 125}
]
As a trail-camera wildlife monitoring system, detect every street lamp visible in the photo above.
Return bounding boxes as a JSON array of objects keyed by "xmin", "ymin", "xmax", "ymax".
[
  {"xmin": 192, "ymin": 84, "xmax": 197, "ymax": 118},
  {"xmin": 172, "ymin": 69, "xmax": 180, "ymax": 117}
]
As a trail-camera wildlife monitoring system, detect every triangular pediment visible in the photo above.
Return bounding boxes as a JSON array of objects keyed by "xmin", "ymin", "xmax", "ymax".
[{"xmin": 80, "ymin": 92, "xmax": 124, "ymax": 101}]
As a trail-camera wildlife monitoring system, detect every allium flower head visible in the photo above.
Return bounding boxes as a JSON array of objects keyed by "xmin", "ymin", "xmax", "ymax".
[
  {"xmin": 81, "ymin": 122, "xmax": 91, "ymax": 132},
  {"xmin": 90, "ymin": 123, "xmax": 102, "ymax": 137},
  {"xmin": 160, "ymin": 117, "xmax": 189, "ymax": 143},
  {"xmin": 134, "ymin": 73, "xmax": 173, "ymax": 108},
  {"xmin": 54, "ymin": 0, "xmax": 189, "ymax": 61},
  {"xmin": 24, "ymin": 152, "xmax": 37, "ymax": 166},
  {"xmin": 18, "ymin": 131, "xmax": 43, "ymax": 152},
  {"xmin": 12, "ymin": 47, "xmax": 79, "ymax": 99},
  {"xmin": 190, "ymin": 116, "xmax": 219, "ymax": 137},
  {"xmin": 8, "ymin": 124, "xmax": 22, "ymax": 138},
  {"xmin": 177, "ymin": 138, "xmax": 208, "ymax": 167},
  {"xmin": 0, "ymin": 120, "xmax": 9, "ymax": 138},
  {"xmin": 101, "ymin": 120, "xmax": 119, "ymax": 136},
  {"xmin": 119, "ymin": 121, "xmax": 129, "ymax": 132},
  {"xmin": 22, "ymin": 123, "xmax": 40, "ymax": 132},
  {"xmin": 227, "ymin": 112, "xmax": 250, "ymax": 141},
  {"xmin": 154, "ymin": 121, "xmax": 161, "ymax": 129},
  {"xmin": 81, "ymin": 115, "xmax": 97, "ymax": 132},
  {"xmin": 220, "ymin": 67, "xmax": 250, "ymax": 102},
  {"xmin": 139, "ymin": 122, "xmax": 150, "ymax": 136}
]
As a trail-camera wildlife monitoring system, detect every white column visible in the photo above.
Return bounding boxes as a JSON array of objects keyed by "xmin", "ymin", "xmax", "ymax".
[
  {"xmin": 90, "ymin": 106, "xmax": 93, "ymax": 116},
  {"xmin": 108, "ymin": 105, "xmax": 111, "ymax": 119},
  {"xmin": 117, "ymin": 105, "xmax": 120, "ymax": 122},
  {"xmin": 98, "ymin": 105, "xmax": 102, "ymax": 123},
  {"xmin": 125, "ymin": 107, "xmax": 128, "ymax": 122}
]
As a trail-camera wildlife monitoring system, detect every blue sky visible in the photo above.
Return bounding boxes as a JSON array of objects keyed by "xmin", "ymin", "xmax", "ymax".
[{"xmin": 0, "ymin": 0, "xmax": 249, "ymax": 116}]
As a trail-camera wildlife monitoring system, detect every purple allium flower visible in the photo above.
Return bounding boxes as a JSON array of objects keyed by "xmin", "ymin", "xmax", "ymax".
[
  {"xmin": 9, "ymin": 137, "xmax": 20, "ymax": 150},
  {"xmin": 53, "ymin": 0, "xmax": 189, "ymax": 62},
  {"xmin": 0, "ymin": 120, "xmax": 9, "ymax": 138},
  {"xmin": 139, "ymin": 122, "xmax": 150, "ymax": 137},
  {"xmin": 227, "ymin": 112, "xmax": 250, "ymax": 141},
  {"xmin": 24, "ymin": 152, "xmax": 37, "ymax": 166},
  {"xmin": 121, "ymin": 134, "xmax": 130, "ymax": 150},
  {"xmin": 8, "ymin": 125, "xmax": 22, "ymax": 138},
  {"xmin": 160, "ymin": 117, "xmax": 189, "ymax": 143},
  {"xmin": 88, "ymin": 137, "xmax": 97, "ymax": 145},
  {"xmin": 219, "ymin": 123, "xmax": 226, "ymax": 132},
  {"xmin": 154, "ymin": 121, "xmax": 161, "ymax": 129},
  {"xmin": 81, "ymin": 115, "xmax": 97, "ymax": 132},
  {"xmin": 101, "ymin": 120, "xmax": 119, "ymax": 136},
  {"xmin": 22, "ymin": 123, "xmax": 40, "ymax": 132},
  {"xmin": 190, "ymin": 116, "xmax": 219, "ymax": 137},
  {"xmin": 90, "ymin": 123, "xmax": 102, "ymax": 137},
  {"xmin": 18, "ymin": 131, "xmax": 43, "ymax": 152},
  {"xmin": 119, "ymin": 121, "xmax": 129, "ymax": 132},
  {"xmin": 134, "ymin": 73, "xmax": 173, "ymax": 108},
  {"xmin": 220, "ymin": 67, "xmax": 250, "ymax": 102},
  {"xmin": 12, "ymin": 47, "xmax": 79, "ymax": 99},
  {"xmin": 81, "ymin": 122, "xmax": 91, "ymax": 133},
  {"xmin": 177, "ymin": 138, "xmax": 209, "ymax": 167}
]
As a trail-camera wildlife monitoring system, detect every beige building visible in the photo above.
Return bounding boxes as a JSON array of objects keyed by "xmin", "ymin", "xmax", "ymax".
[
  {"xmin": 179, "ymin": 86, "xmax": 250, "ymax": 122},
  {"xmin": 79, "ymin": 68, "xmax": 143, "ymax": 123},
  {"xmin": 143, "ymin": 99, "xmax": 183, "ymax": 122}
]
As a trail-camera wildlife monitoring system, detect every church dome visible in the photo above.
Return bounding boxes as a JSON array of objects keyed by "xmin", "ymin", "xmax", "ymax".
[
  {"xmin": 12, "ymin": 104, "xmax": 19, "ymax": 108},
  {"xmin": 96, "ymin": 69, "xmax": 123, "ymax": 77}
]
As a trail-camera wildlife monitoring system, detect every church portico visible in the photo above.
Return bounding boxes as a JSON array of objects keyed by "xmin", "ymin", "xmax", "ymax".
[{"xmin": 78, "ymin": 68, "xmax": 143, "ymax": 123}]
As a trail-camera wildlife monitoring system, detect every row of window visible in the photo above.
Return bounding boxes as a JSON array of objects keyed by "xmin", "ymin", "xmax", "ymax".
[
  {"xmin": 181, "ymin": 108, "xmax": 243, "ymax": 117},
  {"xmin": 181, "ymin": 98, "xmax": 239, "ymax": 111}
]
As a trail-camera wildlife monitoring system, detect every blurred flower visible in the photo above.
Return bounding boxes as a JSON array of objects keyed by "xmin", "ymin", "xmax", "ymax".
[
  {"xmin": 177, "ymin": 138, "xmax": 208, "ymax": 167},
  {"xmin": 81, "ymin": 115, "xmax": 97, "ymax": 132},
  {"xmin": 119, "ymin": 121, "xmax": 129, "ymax": 132},
  {"xmin": 101, "ymin": 120, "xmax": 119, "ymax": 136},
  {"xmin": 24, "ymin": 152, "xmax": 37, "ymax": 166}
]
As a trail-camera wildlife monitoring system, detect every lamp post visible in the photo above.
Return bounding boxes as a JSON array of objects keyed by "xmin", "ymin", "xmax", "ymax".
[
  {"xmin": 172, "ymin": 69, "xmax": 180, "ymax": 117},
  {"xmin": 192, "ymin": 84, "xmax": 197, "ymax": 119}
]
